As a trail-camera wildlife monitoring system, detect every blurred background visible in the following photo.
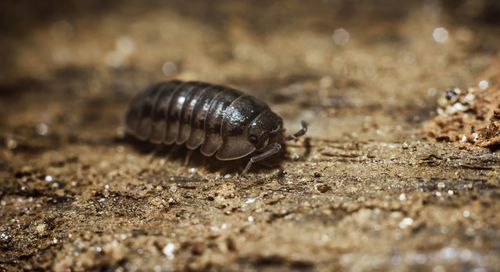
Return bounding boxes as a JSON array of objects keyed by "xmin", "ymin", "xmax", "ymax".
[{"xmin": 1, "ymin": 0, "xmax": 499, "ymax": 142}]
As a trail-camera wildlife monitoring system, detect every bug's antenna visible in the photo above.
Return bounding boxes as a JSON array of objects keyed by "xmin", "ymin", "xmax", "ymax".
[{"xmin": 284, "ymin": 121, "xmax": 308, "ymax": 141}]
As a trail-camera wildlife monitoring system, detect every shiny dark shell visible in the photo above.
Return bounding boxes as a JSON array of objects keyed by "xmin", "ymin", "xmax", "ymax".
[{"xmin": 125, "ymin": 80, "xmax": 285, "ymax": 162}]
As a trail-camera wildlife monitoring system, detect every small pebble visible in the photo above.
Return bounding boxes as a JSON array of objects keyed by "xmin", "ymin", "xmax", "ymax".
[
  {"xmin": 35, "ymin": 223, "xmax": 47, "ymax": 234},
  {"xmin": 399, "ymin": 193, "xmax": 407, "ymax": 201},
  {"xmin": 163, "ymin": 243, "xmax": 175, "ymax": 260},
  {"xmin": 471, "ymin": 132, "xmax": 479, "ymax": 142},
  {"xmin": 0, "ymin": 232, "xmax": 10, "ymax": 241},
  {"xmin": 464, "ymin": 93, "xmax": 475, "ymax": 103},
  {"xmin": 244, "ymin": 198, "xmax": 256, "ymax": 204},
  {"xmin": 399, "ymin": 217, "xmax": 413, "ymax": 229},
  {"xmin": 316, "ymin": 184, "xmax": 331, "ymax": 193}
]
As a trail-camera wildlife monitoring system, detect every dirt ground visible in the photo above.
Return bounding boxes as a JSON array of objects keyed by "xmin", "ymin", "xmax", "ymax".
[{"xmin": 1, "ymin": 1, "xmax": 499, "ymax": 271}]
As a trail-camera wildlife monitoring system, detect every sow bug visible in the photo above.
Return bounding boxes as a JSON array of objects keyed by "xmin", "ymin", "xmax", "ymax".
[{"xmin": 125, "ymin": 80, "xmax": 307, "ymax": 175}]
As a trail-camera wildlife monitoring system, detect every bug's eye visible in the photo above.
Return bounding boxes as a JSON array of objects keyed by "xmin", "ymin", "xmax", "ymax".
[{"xmin": 248, "ymin": 135, "xmax": 259, "ymax": 145}]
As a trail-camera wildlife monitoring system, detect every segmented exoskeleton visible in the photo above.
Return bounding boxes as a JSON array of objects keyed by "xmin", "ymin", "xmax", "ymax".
[{"xmin": 125, "ymin": 80, "xmax": 307, "ymax": 175}]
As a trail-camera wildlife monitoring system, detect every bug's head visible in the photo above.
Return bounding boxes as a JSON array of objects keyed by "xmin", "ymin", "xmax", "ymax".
[
  {"xmin": 216, "ymin": 110, "xmax": 283, "ymax": 161},
  {"xmin": 246, "ymin": 111, "xmax": 284, "ymax": 152},
  {"xmin": 215, "ymin": 109, "xmax": 306, "ymax": 161}
]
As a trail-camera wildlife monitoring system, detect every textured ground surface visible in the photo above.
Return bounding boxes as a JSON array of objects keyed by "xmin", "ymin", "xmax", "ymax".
[
  {"xmin": 423, "ymin": 84, "xmax": 500, "ymax": 149},
  {"xmin": 1, "ymin": 1, "xmax": 499, "ymax": 271}
]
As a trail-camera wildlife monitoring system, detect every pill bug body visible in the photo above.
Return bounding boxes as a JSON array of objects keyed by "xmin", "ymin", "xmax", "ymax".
[{"xmin": 125, "ymin": 80, "xmax": 307, "ymax": 174}]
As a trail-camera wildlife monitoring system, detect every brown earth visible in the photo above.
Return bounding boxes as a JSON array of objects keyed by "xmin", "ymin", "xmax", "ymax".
[
  {"xmin": 0, "ymin": 1, "xmax": 499, "ymax": 271},
  {"xmin": 423, "ymin": 81, "xmax": 500, "ymax": 149}
]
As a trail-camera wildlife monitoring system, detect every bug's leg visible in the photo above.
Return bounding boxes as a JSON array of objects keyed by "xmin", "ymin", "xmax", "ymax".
[
  {"xmin": 284, "ymin": 121, "xmax": 308, "ymax": 141},
  {"xmin": 148, "ymin": 146, "xmax": 163, "ymax": 162},
  {"xmin": 183, "ymin": 150, "xmax": 193, "ymax": 166},
  {"xmin": 242, "ymin": 143, "xmax": 282, "ymax": 176}
]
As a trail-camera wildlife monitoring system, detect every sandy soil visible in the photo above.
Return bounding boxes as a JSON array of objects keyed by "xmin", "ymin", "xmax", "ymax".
[
  {"xmin": 423, "ymin": 82, "xmax": 500, "ymax": 149},
  {"xmin": 1, "ymin": 1, "xmax": 499, "ymax": 271}
]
